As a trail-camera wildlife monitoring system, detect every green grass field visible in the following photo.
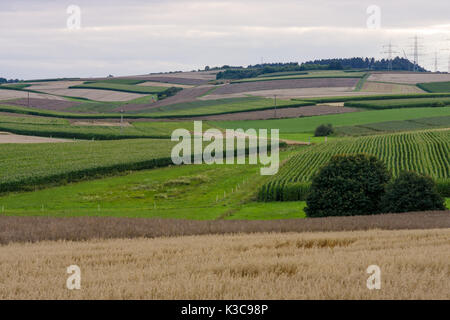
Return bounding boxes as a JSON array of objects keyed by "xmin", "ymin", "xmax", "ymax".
[
  {"xmin": 0, "ymin": 148, "xmax": 302, "ymax": 220},
  {"xmin": 259, "ymin": 130, "xmax": 449, "ymax": 201},
  {"xmin": 417, "ymin": 81, "xmax": 450, "ymax": 93},
  {"xmin": 70, "ymin": 82, "xmax": 169, "ymax": 94},
  {"xmin": 213, "ymin": 107, "xmax": 450, "ymax": 136}
]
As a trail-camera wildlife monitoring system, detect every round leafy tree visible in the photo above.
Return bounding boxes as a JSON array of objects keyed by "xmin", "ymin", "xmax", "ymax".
[
  {"xmin": 314, "ymin": 124, "xmax": 334, "ymax": 137},
  {"xmin": 381, "ymin": 171, "xmax": 445, "ymax": 213},
  {"xmin": 305, "ymin": 154, "xmax": 391, "ymax": 217}
]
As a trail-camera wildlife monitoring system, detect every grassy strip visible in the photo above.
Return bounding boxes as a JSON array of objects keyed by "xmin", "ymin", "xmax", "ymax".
[
  {"xmin": 344, "ymin": 97, "xmax": 450, "ymax": 110},
  {"xmin": 354, "ymin": 73, "xmax": 370, "ymax": 92},
  {"xmin": 297, "ymin": 93, "xmax": 450, "ymax": 103},
  {"xmin": 335, "ymin": 116, "xmax": 450, "ymax": 136},
  {"xmin": 0, "ymin": 118, "xmax": 215, "ymax": 140}
]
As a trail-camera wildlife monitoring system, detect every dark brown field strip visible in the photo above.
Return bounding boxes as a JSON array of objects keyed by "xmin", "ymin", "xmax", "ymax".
[
  {"xmin": 0, "ymin": 211, "xmax": 448, "ymax": 245},
  {"xmin": 115, "ymin": 86, "xmax": 213, "ymax": 111},
  {"xmin": 180, "ymin": 105, "xmax": 361, "ymax": 121},
  {"xmin": 213, "ymin": 78, "xmax": 360, "ymax": 95},
  {"xmin": 5, "ymin": 98, "xmax": 80, "ymax": 111}
]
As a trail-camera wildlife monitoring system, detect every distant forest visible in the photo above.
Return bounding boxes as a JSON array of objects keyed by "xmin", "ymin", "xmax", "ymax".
[
  {"xmin": 215, "ymin": 57, "xmax": 427, "ymax": 80},
  {"xmin": 303, "ymin": 57, "xmax": 427, "ymax": 72}
]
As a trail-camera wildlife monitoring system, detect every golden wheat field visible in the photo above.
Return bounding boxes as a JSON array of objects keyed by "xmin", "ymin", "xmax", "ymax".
[{"xmin": 0, "ymin": 228, "xmax": 448, "ymax": 300}]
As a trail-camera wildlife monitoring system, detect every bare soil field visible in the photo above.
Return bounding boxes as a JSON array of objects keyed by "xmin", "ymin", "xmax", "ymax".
[
  {"xmin": 186, "ymin": 105, "xmax": 360, "ymax": 121},
  {"xmin": 27, "ymin": 81, "xmax": 84, "ymax": 91},
  {"xmin": 368, "ymin": 72, "xmax": 450, "ymax": 84},
  {"xmin": 38, "ymin": 88, "xmax": 146, "ymax": 102},
  {"xmin": 0, "ymin": 90, "xmax": 65, "ymax": 101},
  {"xmin": 0, "ymin": 228, "xmax": 448, "ymax": 299},
  {"xmin": 0, "ymin": 211, "xmax": 448, "ymax": 245},
  {"xmin": 211, "ymin": 78, "xmax": 360, "ymax": 95},
  {"xmin": 137, "ymin": 81, "xmax": 193, "ymax": 88},
  {"xmin": 116, "ymin": 86, "xmax": 213, "ymax": 111},
  {"xmin": 203, "ymin": 87, "xmax": 365, "ymax": 100},
  {"xmin": 0, "ymin": 132, "xmax": 72, "ymax": 144},
  {"xmin": 361, "ymin": 81, "xmax": 424, "ymax": 93},
  {"xmin": 5, "ymin": 98, "xmax": 80, "ymax": 111}
]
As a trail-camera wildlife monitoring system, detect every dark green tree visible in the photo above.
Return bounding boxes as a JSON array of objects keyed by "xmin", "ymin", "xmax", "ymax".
[
  {"xmin": 305, "ymin": 154, "xmax": 391, "ymax": 217},
  {"xmin": 381, "ymin": 171, "xmax": 445, "ymax": 213}
]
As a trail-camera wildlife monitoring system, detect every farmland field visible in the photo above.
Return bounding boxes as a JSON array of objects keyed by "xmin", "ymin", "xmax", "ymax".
[
  {"xmin": 231, "ymin": 71, "xmax": 367, "ymax": 83},
  {"xmin": 213, "ymin": 78, "xmax": 360, "ymax": 95},
  {"xmin": 259, "ymin": 130, "xmax": 449, "ymax": 201},
  {"xmin": 0, "ymin": 148, "xmax": 299, "ymax": 219},
  {"xmin": 417, "ymin": 81, "xmax": 450, "ymax": 93},
  {"xmin": 0, "ymin": 228, "xmax": 448, "ymax": 299},
  {"xmin": 213, "ymin": 106, "xmax": 450, "ymax": 135},
  {"xmin": 335, "ymin": 116, "xmax": 450, "ymax": 136},
  {"xmin": 0, "ymin": 113, "xmax": 214, "ymax": 139},
  {"xmin": 69, "ymin": 82, "xmax": 170, "ymax": 94},
  {"xmin": 0, "ymin": 139, "xmax": 177, "ymax": 193},
  {"xmin": 361, "ymin": 81, "xmax": 424, "ymax": 94},
  {"xmin": 344, "ymin": 97, "xmax": 450, "ymax": 109},
  {"xmin": 368, "ymin": 72, "xmax": 450, "ymax": 84},
  {"xmin": 137, "ymin": 96, "xmax": 310, "ymax": 117}
]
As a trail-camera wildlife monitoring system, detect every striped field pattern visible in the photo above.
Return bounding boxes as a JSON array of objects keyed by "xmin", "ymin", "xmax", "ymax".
[{"xmin": 259, "ymin": 130, "xmax": 449, "ymax": 201}]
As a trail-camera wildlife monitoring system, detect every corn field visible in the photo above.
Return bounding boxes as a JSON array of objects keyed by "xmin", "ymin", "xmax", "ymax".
[{"xmin": 259, "ymin": 130, "xmax": 450, "ymax": 201}]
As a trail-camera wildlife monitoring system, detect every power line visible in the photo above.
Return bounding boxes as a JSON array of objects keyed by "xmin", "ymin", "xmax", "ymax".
[
  {"xmin": 381, "ymin": 41, "xmax": 399, "ymax": 71},
  {"xmin": 408, "ymin": 35, "xmax": 425, "ymax": 72}
]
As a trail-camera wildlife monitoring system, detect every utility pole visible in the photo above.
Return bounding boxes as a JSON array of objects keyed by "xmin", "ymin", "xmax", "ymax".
[
  {"xmin": 120, "ymin": 109, "xmax": 124, "ymax": 134},
  {"xmin": 434, "ymin": 51, "xmax": 438, "ymax": 73},
  {"xmin": 274, "ymin": 95, "xmax": 277, "ymax": 118}
]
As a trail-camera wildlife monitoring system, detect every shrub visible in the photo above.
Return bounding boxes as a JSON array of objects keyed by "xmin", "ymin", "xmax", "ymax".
[
  {"xmin": 381, "ymin": 171, "xmax": 445, "ymax": 213},
  {"xmin": 314, "ymin": 124, "xmax": 334, "ymax": 137},
  {"xmin": 431, "ymin": 101, "xmax": 445, "ymax": 107},
  {"xmin": 305, "ymin": 154, "xmax": 391, "ymax": 217},
  {"xmin": 435, "ymin": 180, "xmax": 450, "ymax": 197}
]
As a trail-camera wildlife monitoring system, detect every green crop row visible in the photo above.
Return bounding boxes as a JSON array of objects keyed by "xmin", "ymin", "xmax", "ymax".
[
  {"xmin": 259, "ymin": 130, "xmax": 450, "ymax": 201},
  {"xmin": 0, "ymin": 139, "xmax": 177, "ymax": 193},
  {"xmin": 344, "ymin": 97, "xmax": 450, "ymax": 110}
]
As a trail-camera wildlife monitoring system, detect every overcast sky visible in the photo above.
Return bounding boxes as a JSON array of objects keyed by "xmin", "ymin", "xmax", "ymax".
[{"xmin": 1, "ymin": 0, "xmax": 449, "ymax": 79}]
